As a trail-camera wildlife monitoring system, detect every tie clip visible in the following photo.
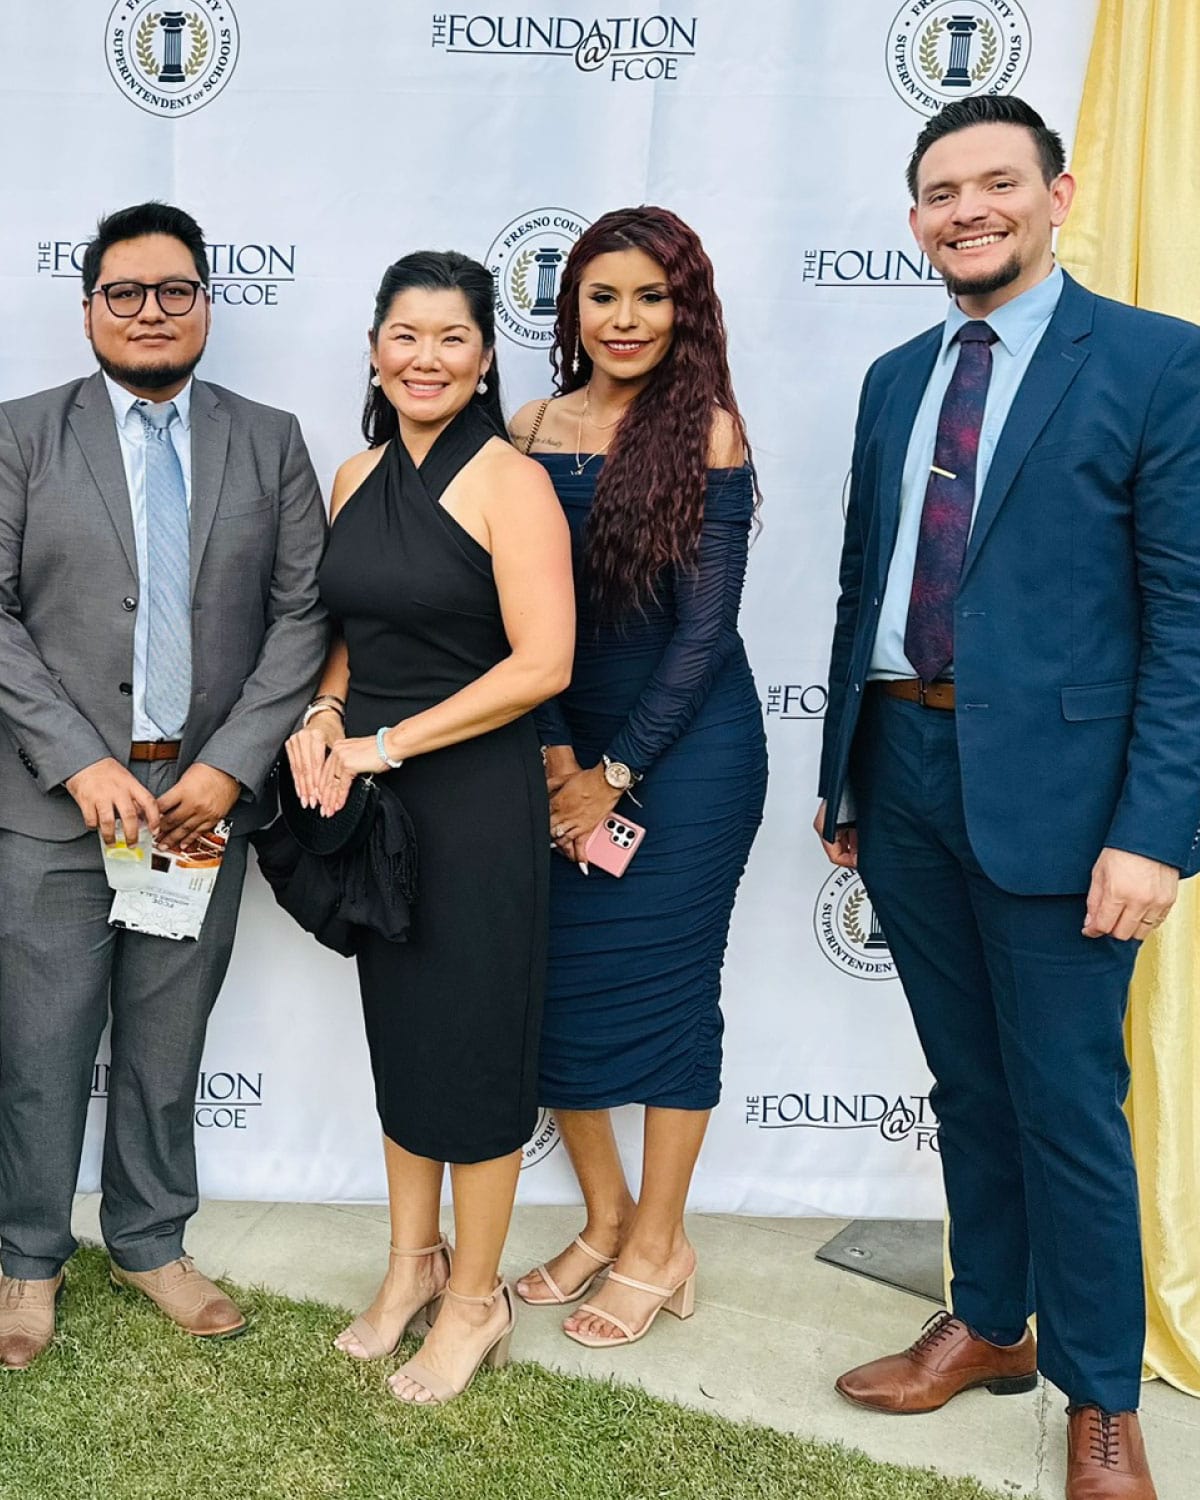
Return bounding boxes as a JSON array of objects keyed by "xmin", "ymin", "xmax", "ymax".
[{"xmin": 930, "ymin": 464, "xmax": 957, "ymax": 480}]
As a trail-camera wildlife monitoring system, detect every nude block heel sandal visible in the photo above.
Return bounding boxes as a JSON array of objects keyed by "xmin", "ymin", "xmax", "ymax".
[
  {"xmin": 336, "ymin": 1236, "xmax": 452, "ymax": 1361},
  {"xmin": 516, "ymin": 1235, "xmax": 616, "ymax": 1305},
  {"xmin": 389, "ymin": 1279, "xmax": 516, "ymax": 1406},
  {"xmin": 565, "ymin": 1267, "xmax": 697, "ymax": 1348}
]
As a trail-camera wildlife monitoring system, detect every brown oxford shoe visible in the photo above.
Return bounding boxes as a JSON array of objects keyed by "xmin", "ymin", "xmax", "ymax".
[
  {"xmin": 0, "ymin": 1271, "xmax": 65, "ymax": 1371},
  {"xmin": 110, "ymin": 1255, "xmax": 247, "ymax": 1338},
  {"xmin": 835, "ymin": 1309, "xmax": 1037, "ymax": 1414},
  {"xmin": 1066, "ymin": 1407, "xmax": 1157, "ymax": 1499}
]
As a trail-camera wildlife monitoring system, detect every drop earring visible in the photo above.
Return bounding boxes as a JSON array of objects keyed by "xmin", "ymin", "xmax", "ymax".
[
  {"xmin": 476, "ymin": 376, "xmax": 488, "ymax": 395},
  {"xmin": 571, "ymin": 340, "xmax": 581, "ymax": 377},
  {"xmin": 370, "ymin": 370, "xmax": 381, "ymax": 388}
]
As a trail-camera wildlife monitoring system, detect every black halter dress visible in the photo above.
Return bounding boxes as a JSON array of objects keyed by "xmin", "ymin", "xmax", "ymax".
[{"xmin": 317, "ymin": 406, "xmax": 548, "ymax": 1163}]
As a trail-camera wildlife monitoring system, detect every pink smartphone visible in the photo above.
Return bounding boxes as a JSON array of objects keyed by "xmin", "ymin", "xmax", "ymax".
[{"xmin": 584, "ymin": 813, "xmax": 646, "ymax": 877}]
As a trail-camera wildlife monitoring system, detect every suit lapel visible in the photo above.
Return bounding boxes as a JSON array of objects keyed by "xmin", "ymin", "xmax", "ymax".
[
  {"xmin": 67, "ymin": 372, "xmax": 138, "ymax": 577},
  {"xmin": 874, "ymin": 330, "xmax": 941, "ymax": 595},
  {"xmin": 188, "ymin": 379, "xmax": 230, "ymax": 594},
  {"xmin": 960, "ymin": 274, "xmax": 1095, "ymax": 581}
]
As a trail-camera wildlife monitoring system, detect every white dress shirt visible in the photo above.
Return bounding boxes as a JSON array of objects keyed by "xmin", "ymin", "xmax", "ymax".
[
  {"xmin": 103, "ymin": 372, "xmax": 193, "ymax": 740},
  {"xmin": 869, "ymin": 265, "xmax": 1064, "ymax": 678},
  {"xmin": 831, "ymin": 267, "xmax": 1065, "ymax": 823}
]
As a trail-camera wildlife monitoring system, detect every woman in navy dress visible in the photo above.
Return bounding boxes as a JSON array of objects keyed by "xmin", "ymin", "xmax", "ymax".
[{"xmin": 510, "ymin": 207, "xmax": 767, "ymax": 1348}]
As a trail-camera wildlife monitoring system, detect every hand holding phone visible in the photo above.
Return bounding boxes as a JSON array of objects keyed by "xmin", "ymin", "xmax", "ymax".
[{"xmin": 583, "ymin": 813, "xmax": 646, "ymax": 877}]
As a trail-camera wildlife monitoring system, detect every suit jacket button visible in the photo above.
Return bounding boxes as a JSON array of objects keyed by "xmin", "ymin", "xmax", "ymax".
[
  {"xmin": 122, "ymin": 596, "xmax": 137, "ymax": 612},
  {"xmin": 118, "ymin": 682, "xmax": 133, "ymax": 695}
]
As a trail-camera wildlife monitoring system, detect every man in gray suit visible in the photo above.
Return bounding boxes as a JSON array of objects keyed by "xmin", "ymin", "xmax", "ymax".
[{"xmin": 0, "ymin": 202, "xmax": 328, "ymax": 1368}]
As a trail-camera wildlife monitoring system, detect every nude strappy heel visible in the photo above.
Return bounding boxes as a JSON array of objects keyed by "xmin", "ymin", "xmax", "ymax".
[
  {"xmin": 516, "ymin": 1235, "xmax": 616, "ymax": 1306},
  {"xmin": 335, "ymin": 1236, "xmax": 452, "ymax": 1361},
  {"xmin": 388, "ymin": 1279, "xmax": 516, "ymax": 1406},
  {"xmin": 564, "ymin": 1265, "xmax": 696, "ymax": 1348}
]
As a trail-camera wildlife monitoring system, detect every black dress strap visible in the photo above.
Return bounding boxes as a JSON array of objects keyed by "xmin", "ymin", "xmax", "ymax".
[{"xmin": 407, "ymin": 403, "xmax": 502, "ymax": 505}]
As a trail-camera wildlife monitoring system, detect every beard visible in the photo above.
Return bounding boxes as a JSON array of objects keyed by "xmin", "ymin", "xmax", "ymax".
[
  {"xmin": 941, "ymin": 250, "xmax": 1023, "ymax": 299},
  {"xmin": 93, "ymin": 346, "xmax": 204, "ymax": 392}
]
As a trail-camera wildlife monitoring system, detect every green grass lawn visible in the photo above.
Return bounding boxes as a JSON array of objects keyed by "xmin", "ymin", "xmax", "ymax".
[{"xmin": 0, "ymin": 1246, "xmax": 1006, "ymax": 1500}]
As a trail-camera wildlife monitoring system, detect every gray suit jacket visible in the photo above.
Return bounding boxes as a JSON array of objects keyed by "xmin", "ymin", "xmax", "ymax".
[{"xmin": 0, "ymin": 371, "xmax": 329, "ymax": 840}]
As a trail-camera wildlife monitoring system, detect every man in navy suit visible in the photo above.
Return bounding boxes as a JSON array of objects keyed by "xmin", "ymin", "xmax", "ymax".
[{"xmin": 815, "ymin": 96, "xmax": 1200, "ymax": 1500}]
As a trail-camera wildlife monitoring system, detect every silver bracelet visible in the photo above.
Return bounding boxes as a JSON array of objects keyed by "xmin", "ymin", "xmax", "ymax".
[{"xmin": 375, "ymin": 726, "xmax": 404, "ymax": 770}]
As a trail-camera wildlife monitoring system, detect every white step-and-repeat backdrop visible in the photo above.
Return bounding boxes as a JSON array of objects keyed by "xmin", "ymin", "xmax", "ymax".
[{"xmin": 0, "ymin": 1, "xmax": 1097, "ymax": 1213}]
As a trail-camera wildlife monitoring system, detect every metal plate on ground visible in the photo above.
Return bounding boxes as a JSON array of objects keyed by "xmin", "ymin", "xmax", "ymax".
[{"xmin": 816, "ymin": 1219, "xmax": 945, "ymax": 1304}]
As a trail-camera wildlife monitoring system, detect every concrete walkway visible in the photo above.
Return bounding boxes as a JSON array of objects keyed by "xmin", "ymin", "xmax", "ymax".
[{"xmin": 72, "ymin": 1196, "xmax": 1197, "ymax": 1497}]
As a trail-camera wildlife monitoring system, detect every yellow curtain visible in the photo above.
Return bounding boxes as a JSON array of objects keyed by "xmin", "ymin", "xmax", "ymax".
[{"xmin": 1057, "ymin": 0, "xmax": 1200, "ymax": 1397}]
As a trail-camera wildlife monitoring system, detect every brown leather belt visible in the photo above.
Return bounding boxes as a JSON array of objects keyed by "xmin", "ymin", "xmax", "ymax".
[
  {"xmin": 872, "ymin": 679, "xmax": 956, "ymax": 711},
  {"xmin": 130, "ymin": 740, "xmax": 181, "ymax": 762}
]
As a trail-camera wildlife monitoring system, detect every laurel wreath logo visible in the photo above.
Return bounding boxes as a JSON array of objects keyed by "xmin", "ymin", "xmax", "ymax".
[
  {"xmin": 509, "ymin": 248, "xmax": 534, "ymax": 313},
  {"xmin": 843, "ymin": 888, "xmax": 867, "ymax": 947},
  {"xmin": 135, "ymin": 13, "xmax": 159, "ymax": 77},
  {"xmin": 185, "ymin": 12, "xmax": 210, "ymax": 76},
  {"xmin": 972, "ymin": 18, "xmax": 998, "ymax": 82},
  {"xmin": 918, "ymin": 17, "xmax": 946, "ymax": 84}
]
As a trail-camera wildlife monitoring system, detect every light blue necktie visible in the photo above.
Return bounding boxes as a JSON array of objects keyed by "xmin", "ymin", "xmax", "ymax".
[{"xmin": 138, "ymin": 400, "xmax": 191, "ymax": 735}]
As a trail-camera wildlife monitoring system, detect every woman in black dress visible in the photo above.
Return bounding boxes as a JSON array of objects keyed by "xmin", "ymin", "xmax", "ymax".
[
  {"xmin": 509, "ymin": 209, "xmax": 766, "ymax": 1347},
  {"xmin": 286, "ymin": 252, "xmax": 573, "ymax": 1404}
]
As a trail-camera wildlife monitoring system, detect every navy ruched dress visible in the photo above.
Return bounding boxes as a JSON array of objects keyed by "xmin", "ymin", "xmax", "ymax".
[{"xmin": 533, "ymin": 457, "xmax": 767, "ymax": 1111}]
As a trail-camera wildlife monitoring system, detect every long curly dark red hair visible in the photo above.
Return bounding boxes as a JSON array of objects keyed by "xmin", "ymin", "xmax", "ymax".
[{"xmin": 552, "ymin": 206, "xmax": 755, "ymax": 619}]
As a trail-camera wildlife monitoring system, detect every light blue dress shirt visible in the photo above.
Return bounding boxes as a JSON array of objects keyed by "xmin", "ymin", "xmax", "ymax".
[
  {"xmin": 869, "ymin": 265, "xmax": 1064, "ymax": 679},
  {"xmin": 103, "ymin": 373, "xmax": 193, "ymax": 739}
]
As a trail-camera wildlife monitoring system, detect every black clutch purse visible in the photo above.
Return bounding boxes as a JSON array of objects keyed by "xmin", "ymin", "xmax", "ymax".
[{"xmin": 277, "ymin": 755, "xmax": 378, "ymax": 858}]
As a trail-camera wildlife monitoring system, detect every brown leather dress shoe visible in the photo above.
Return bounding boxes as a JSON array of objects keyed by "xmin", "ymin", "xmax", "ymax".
[
  {"xmin": 835, "ymin": 1309, "xmax": 1037, "ymax": 1414},
  {"xmin": 110, "ymin": 1255, "xmax": 247, "ymax": 1337},
  {"xmin": 1066, "ymin": 1407, "xmax": 1157, "ymax": 1499},
  {"xmin": 0, "ymin": 1271, "xmax": 65, "ymax": 1371}
]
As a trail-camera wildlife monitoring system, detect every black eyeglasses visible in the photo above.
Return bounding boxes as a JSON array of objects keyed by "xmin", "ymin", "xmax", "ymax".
[{"xmin": 90, "ymin": 280, "xmax": 206, "ymax": 318}]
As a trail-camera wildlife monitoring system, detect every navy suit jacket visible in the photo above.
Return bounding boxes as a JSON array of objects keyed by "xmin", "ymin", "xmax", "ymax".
[{"xmin": 819, "ymin": 272, "xmax": 1200, "ymax": 894}]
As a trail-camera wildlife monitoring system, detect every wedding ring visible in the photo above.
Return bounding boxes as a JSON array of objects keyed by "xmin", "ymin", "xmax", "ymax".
[{"xmin": 553, "ymin": 824, "xmax": 566, "ymax": 838}]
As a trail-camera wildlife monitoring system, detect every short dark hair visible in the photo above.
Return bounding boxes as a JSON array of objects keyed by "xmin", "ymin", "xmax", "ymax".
[
  {"xmin": 81, "ymin": 202, "xmax": 209, "ymax": 295},
  {"xmin": 906, "ymin": 96, "xmax": 1066, "ymax": 200}
]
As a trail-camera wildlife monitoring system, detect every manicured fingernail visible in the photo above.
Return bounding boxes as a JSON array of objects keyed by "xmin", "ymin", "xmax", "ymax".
[{"xmin": 579, "ymin": 862, "xmax": 589, "ymax": 876}]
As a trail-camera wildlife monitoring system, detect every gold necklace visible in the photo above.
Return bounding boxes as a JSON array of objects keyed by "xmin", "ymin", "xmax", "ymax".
[
  {"xmin": 582, "ymin": 389, "xmax": 626, "ymax": 430},
  {"xmin": 571, "ymin": 388, "xmax": 626, "ymax": 476}
]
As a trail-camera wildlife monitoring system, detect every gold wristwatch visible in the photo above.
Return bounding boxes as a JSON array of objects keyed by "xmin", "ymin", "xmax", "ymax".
[{"xmin": 602, "ymin": 754, "xmax": 639, "ymax": 792}]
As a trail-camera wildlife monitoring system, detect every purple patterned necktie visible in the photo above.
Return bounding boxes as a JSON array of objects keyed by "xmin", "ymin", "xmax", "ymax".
[{"xmin": 904, "ymin": 319, "xmax": 997, "ymax": 682}]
